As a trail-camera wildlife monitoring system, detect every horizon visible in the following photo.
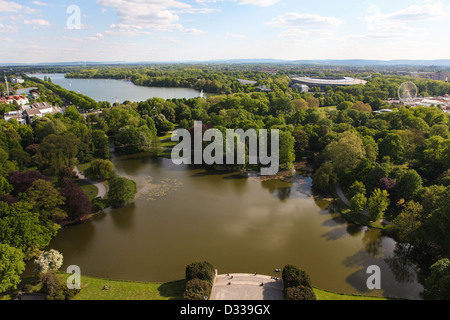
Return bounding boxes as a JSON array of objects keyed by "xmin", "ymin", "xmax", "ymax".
[{"xmin": 1, "ymin": 0, "xmax": 450, "ymax": 64}]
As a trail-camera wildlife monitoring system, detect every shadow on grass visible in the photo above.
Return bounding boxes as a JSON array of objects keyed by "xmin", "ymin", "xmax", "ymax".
[{"xmin": 157, "ymin": 280, "xmax": 186, "ymax": 300}]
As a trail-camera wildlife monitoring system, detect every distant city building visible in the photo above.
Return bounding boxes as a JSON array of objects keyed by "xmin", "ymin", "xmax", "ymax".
[
  {"xmin": 291, "ymin": 83, "xmax": 309, "ymax": 93},
  {"xmin": 290, "ymin": 76, "xmax": 368, "ymax": 90},
  {"xmin": 433, "ymin": 71, "xmax": 448, "ymax": 82},
  {"xmin": 237, "ymin": 79, "xmax": 258, "ymax": 86},
  {"xmin": 255, "ymin": 85, "xmax": 271, "ymax": 92},
  {"xmin": 10, "ymin": 77, "xmax": 25, "ymax": 84}
]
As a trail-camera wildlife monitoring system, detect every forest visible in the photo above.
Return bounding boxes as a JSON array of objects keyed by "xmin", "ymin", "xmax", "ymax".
[{"xmin": 0, "ymin": 65, "xmax": 449, "ymax": 299}]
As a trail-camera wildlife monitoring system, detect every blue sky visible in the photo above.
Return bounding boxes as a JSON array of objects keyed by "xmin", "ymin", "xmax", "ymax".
[{"xmin": 0, "ymin": 0, "xmax": 449, "ymax": 63}]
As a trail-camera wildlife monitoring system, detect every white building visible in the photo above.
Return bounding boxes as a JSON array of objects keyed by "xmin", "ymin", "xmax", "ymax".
[{"xmin": 10, "ymin": 77, "xmax": 25, "ymax": 84}]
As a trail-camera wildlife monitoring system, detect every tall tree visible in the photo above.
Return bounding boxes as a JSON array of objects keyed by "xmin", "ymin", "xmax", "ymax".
[{"xmin": 0, "ymin": 244, "xmax": 25, "ymax": 293}]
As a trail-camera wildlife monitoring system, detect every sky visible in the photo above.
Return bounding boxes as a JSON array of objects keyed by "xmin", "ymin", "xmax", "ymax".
[{"xmin": 0, "ymin": 0, "xmax": 450, "ymax": 63}]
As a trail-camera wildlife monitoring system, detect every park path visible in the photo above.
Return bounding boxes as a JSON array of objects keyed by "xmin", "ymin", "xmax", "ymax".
[{"xmin": 74, "ymin": 166, "xmax": 107, "ymax": 199}]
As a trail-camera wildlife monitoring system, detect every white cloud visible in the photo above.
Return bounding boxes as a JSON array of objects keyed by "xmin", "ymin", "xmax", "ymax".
[
  {"xmin": 23, "ymin": 19, "xmax": 51, "ymax": 28},
  {"xmin": 365, "ymin": 2, "xmax": 448, "ymax": 31},
  {"xmin": 196, "ymin": 0, "xmax": 280, "ymax": 6},
  {"xmin": 0, "ymin": 0, "xmax": 34, "ymax": 13},
  {"xmin": 0, "ymin": 23, "xmax": 19, "ymax": 33},
  {"xmin": 234, "ymin": 0, "xmax": 280, "ymax": 6},
  {"xmin": 31, "ymin": 1, "xmax": 51, "ymax": 6},
  {"xmin": 98, "ymin": 0, "xmax": 190, "ymax": 34},
  {"xmin": 266, "ymin": 12, "xmax": 343, "ymax": 29}
]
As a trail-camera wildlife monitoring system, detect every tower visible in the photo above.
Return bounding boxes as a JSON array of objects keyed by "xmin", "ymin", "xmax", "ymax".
[{"xmin": 4, "ymin": 76, "xmax": 10, "ymax": 97}]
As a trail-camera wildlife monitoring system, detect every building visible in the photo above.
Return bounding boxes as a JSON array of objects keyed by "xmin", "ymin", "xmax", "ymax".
[
  {"xmin": 24, "ymin": 102, "xmax": 62, "ymax": 123},
  {"xmin": 0, "ymin": 95, "xmax": 29, "ymax": 106},
  {"xmin": 255, "ymin": 85, "xmax": 271, "ymax": 92},
  {"xmin": 237, "ymin": 79, "xmax": 258, "ymax": 86},
  {"xmin": 10, "ymin": 77, "xmax": 25, "ymax": 84},
  {"xmin": 291, "ymin": 83, "xmax": 309, "ymax": 93},
  {"xmin": 433, "ymin": 71, "xmax": 448, "ymax": 82},
  {"xmin": 3, "ymin": 110, "xmax": 27, "ymax": 125},
  {"xmin": 290, "ymin": 76, "xmax": 368, "ymax": 90}
]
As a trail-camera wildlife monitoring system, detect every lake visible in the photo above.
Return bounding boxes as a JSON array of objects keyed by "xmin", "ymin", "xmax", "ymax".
[
  {"xmin": 47, "ymin": 154, "xmax": 423, "ymax": 300},
  {"xmin": 28, "ymin": 73, "xmax": 205, "ymax": 103}
]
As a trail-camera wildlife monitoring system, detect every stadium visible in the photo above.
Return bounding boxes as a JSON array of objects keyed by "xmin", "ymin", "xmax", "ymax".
[{"xmin": 290, "ymin": 76, "xmax": 368, "ymax": 90}]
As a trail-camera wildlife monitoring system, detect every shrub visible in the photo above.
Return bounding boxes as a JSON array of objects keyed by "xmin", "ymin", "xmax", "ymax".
[
  {"xmin": 285, "ymin": 285, "xmax": 316, "ymax": 300},
  {"xmin": 282, "ymin": 265, "xmax": 312, "ymax": 289},
  {"xmin": 40, "ymin": 272, "xmax": 65, "ymax": 300},
  {"xmin": 184, "ymin": 279, "xmax": 211, "ymax": 301},
  {"xmin": 185, "ymin": 261, "xmax": 215, "ymax": 285}
]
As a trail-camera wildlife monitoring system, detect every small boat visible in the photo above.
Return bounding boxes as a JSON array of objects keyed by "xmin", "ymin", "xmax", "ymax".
[{"xmin": 274, "ymin": 269, "xmax": 281, "ymax": 273}]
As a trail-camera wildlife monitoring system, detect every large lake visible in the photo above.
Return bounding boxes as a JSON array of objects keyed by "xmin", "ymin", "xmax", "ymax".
[
  {"xmin": 26, "ymin": 74, "xmax": 423, "ymax": 299},
  {"xmin": 28, "ymin": 73, "xmax": 204, "ymax": 103}
]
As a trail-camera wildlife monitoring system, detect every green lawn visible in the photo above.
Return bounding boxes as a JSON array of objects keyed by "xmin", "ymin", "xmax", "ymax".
[
  {"xmin": 76, "ymin": 179, "xmax": 99, "ymax": 201},
  {"xmin": 313, "ymin": 288, "xmax": 390, "ymax": 300},
  {"xmin": 2, "ymin": 274, "xmax": 394, "ymax": 301},
  {"xmin": 56, "ymin": 274, "xmax": 185, "ymax": 300}
]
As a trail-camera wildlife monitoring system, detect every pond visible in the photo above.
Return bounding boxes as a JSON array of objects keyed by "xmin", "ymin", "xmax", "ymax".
[{"xmin": 47, "ymin": 154, "xmax": 424, "ymax": 300}]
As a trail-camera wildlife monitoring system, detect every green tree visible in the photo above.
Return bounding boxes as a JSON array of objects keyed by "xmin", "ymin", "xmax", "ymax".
[
  {"xmin": 0, "ymin": 243, "xmax": 25, "ymax": 293},
  {"xmin": 26, "ymin": 179, "xmax": 67, "ymax": 221},
  {"xmin": 107, "ymin": 175, "xmax": 137, "ymax": 208},
  {"xmin": 86, "ymin": 159, "xmax": 114, "ymax": 180},
  {"xmin": 392, "ymin": 201, "xmax": 423, "ymax": 244},
  {"xmin": 0, "ymin": 201, "xmax": 58, "ymax": 255},
  {"xmin": 397, "ymin": 169, "xmax": 422, "ymax": 201},
  {"xmin": 91, "ymin": 129, "xmax": 110, "ymax": 159},
  {"xmin": 279, "ymin": 131, "xmax": 295, "ymax": 170},
  {"xmin": 350, "ymin": 193, "xmax": 367, "ymax": 213},
  {"xmin": 367, "ymin": 188, "xmax": 390, "ymax": 221},
  {"xmin": 424, "ymin": 258, "xmax": 450, "ymax": 300},
  {"xmin": 312, "ymin": 162, "xmax": 336, "ymax": 194},
  {"xmin": 325, "ymin": 132, "xmax": 366, "ymax": 172},
  {"xmin": 378, "ymin": 133, "xmax": 405, "ymax": 164},
  {"xmin": 35, "ymin": 134, "xmax": 81, "ymax": 176}
]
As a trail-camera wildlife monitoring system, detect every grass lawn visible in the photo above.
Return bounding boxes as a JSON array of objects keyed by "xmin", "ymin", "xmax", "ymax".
[
  {"xmin": 2, "ymin": 274, "xmax": 394, "ymax": 301},
  {"xmin": 56, "ymin": 273, "xmax": 185, "ymax": 300},
  {"xmin": 313, "ymin": 288, "xmax": 390, "ymax": 300},
  {"xmin": 76, "ymin": 179, "xmax": 99, "ymax": 201}
]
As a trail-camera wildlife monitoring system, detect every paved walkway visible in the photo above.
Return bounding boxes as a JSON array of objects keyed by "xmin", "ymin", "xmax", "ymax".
[
  {"xmin": 74, "ymin": 166, "xmax": 108, "ymax": 199},
  {"xmin": 210, "ymin": 274, "xmax": 284, "ymax": 301}
]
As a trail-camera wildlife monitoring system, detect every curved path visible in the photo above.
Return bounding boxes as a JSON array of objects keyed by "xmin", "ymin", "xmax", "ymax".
[
  {"xmin": 210, "ymin": 274, "xmax": 284, "ymax": 301},
  {"xmin": 74, "ymin": 166, "xmax": 108, "ymax": 199}
]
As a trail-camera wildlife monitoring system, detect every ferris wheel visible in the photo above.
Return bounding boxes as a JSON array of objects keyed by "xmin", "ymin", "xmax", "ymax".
[{"xmin": 398, "ymin": 81, "xmax": 418, "ymax": 105}]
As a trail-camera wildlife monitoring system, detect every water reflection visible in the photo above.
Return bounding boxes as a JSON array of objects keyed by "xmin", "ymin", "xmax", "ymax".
[
  {"xmin": 362, "ymin": 228, "xmax": 384, "ymax": 256},
  {"xmin": 384, "ymin": 243, "xmax": 420, "ymax": 284},
  {"xmin": 109, "ymin": 203, "xmax": 137, "ymax": 232}
]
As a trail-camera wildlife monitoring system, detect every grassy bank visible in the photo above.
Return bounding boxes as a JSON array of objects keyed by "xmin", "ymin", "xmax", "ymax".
[
  {"xmin": 2, "ymin": 273, "xmax": 392, "ymax": 300},
  {"xmin": 56, "ymin": 274, "xmax": 186, "ymax": 300}
]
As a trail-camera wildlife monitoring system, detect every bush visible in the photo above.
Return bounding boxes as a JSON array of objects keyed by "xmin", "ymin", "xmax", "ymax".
[
  {"xmin": 40, "ymin": 271, "xmax": 80, "ymax": 300},
  {"xmin": 285, "ymin": 285, "xmax": 316, "ymax": 300},
  {"xmin": 282, "ymin": 265, "xmax": 312, "ymax": 289},
  {"xmin": 183, "ymin": 279, "xmax": 211, "ymax": 301},
  {"xmin": 40, "ymin": 272, "xmax": 65, "ymax": 300},
  {"xmin": 185, "ymin": 261, "xmax": 215, "ymax": 285}
]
